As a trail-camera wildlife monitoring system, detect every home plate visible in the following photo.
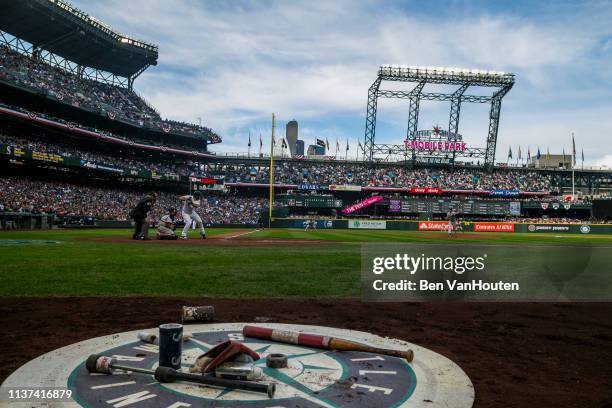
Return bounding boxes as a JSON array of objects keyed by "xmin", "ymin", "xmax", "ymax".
[{"xmin": 0, "ymin": 323, "xmax": 474, "ymax": 407}]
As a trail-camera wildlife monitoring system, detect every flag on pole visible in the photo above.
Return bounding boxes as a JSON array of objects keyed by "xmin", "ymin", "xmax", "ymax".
[
  {"xmin": 346, "ymin": 140, "xmax": 350, "ymax": 151},
  {"xmin": 527, "ymin": 147, "xmax": 531, "ymax": 161},
  {"xmin": 281, "ymin": 139, "xmax": 287, "ymax": 149},
  {"xmin": 248, "ymin": 133, "xmax": 251, "ymax": 148},
  {"xmin": 508, "ymin": 146, "xmax": 512, "ymax": 160},
  {"xmin": 572, "ymin": 133, "xmax": 576, "ymax": 166},
  {"xmin": 518, "ymin": 146, "xmax": 522, "ymax": 160},
  {"xmin": 326, "ymin": 138, "xmax": 330, "ymax": 150},
  {"xmin": 259, "ymin": 134, "xmax": 262, "ymax": 148},
  {"xmin": 547, "ymin": 147, "xmax": 550, "ymax": 159},
  {"xmin": 581, "ymin": 148, "xmax": 584, "ymax": 164},
  {"xmin": 536, "ymin": 147, "xmax": 541, "ymax": 160},
  {"xmin": 358, "ymin": 141, "xmax": 363, "ymax": 151}
]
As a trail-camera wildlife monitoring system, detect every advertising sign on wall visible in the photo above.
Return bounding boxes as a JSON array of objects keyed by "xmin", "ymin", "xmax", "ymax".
[
  {"xmin": 417, "ymin": 221, "xmax": 449, "ymax": 231},
  {"xmin": 348, "ymin": 220, "xmax": 387, "ymax": 229},
  {"xmin": 473, "ymin": 223, "xmax": 515, "ymax": 232},
  {"xmin": 490, "ymin": 189, "xmax": 520, "ymax": 197},
  {"xmin": 409, "ymin": 187, "xmax": 442, "ymax": 195},
  {"xmin": 342, "ymin": 196, "xmax": 383, "ymax": 214},
  {"xmin": 329, "ymin": 184, "xmax": 362, "ymax": 192},
  {"xmin": 526, "ymin": 224, "xmax": 570, "ymax": 232}
]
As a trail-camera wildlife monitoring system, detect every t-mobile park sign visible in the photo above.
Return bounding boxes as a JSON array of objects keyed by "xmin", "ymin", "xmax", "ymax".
[{"xmin": 404, "ymin": 139, "xmax": 467, "ymax": 152}]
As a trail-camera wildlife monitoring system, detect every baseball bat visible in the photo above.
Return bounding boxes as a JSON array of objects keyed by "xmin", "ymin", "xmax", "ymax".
[
  {"xmin": 85, "ymin": 354, "xmax": 275, "ymax": 398},
  {"xmin": 242, "ymin": 325, "xmax": 413, "ymax": 362}
]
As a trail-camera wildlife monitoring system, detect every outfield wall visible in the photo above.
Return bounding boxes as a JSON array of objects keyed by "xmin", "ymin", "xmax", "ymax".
[{"xmin": 270, "ymin": 218, "xmax": 612, "ymax": 234}]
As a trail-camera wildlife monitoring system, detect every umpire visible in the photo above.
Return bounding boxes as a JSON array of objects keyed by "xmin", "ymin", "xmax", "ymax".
[{"xmin": 130, "ymin": 192, "xmax": 158, "ymax": 240}]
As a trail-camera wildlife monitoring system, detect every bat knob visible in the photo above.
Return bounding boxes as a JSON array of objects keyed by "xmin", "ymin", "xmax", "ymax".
[
  {"xmin": 267, "ymin": 383, "xmax": 276, "ymax": 398},
  {"xmin": 85, "ymin": 354, "xmax": 103, "ymax": 373},
  {"xmin": 155, "ymin": 366, "xmax": 177, "ymax": 383},
  {"xmin": 85, "ymin": 354, "xmax": 115, "ymax": 374},
  {"xmin": 404, "ymin": 349, "xmax": 414, "ymax": 363}
]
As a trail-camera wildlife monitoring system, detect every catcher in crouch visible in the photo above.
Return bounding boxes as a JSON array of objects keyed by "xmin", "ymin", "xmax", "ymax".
[
  {"xmin": 156, "ymin": 208, "xmax": 178, "ymax": 240},
  {"xmin": 178, "ymin": 191, "xmax": 206, "ymax": 239}
]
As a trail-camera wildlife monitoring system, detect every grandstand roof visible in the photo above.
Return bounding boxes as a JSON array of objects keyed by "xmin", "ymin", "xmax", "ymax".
[{"xmin": 0, "ymin": 0, "xmax": 158, "ymax": 78}]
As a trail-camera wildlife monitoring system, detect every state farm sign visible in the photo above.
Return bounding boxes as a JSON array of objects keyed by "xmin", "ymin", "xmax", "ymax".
[{"xmin": 418, "ymin": 221, "xmax": 449, "ymax": 231}]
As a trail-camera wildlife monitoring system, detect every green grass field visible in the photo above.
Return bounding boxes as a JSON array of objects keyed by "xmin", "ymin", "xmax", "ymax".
[{"xmin": 1, "ymin": 228, "xmax": 610, "ymax": 297}]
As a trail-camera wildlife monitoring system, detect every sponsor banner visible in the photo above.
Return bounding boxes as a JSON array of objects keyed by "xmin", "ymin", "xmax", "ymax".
[
  {"xmin": 474, "ymin": 223, "xmax": 515, "ymax": 232},
  {"xmin": 342, "ymin": 196, "xmax": 383, "ymax": 214},
  {"xmin": 526, "ymin": 224, "xmax": 570, "ymax": 233},
  {"xmin": 31, "ymin": 151, "xmax": 64, "ymax": 163},
  {"xmin": 201, "ymin": 177, "xmax": 216, "ymax": 184},
  {"xmin": 329, "ymin": 184, "xmax": 362, "ymax": 192},
  {"xmin": 11, "ymin": 147, "xmax": 27, "ymax": 158},
  {"xmin": 541, "ymin": 202, "xmax": 549, "ymax": 210},
  {"xmin": 348, "ymin": 220, "xmax": 387, "ymax": 230},
  {"xmin": 418, "ymin": 221, "xmax": 449, "ymax": 231},
  {"xmin": 409, "ymin": 187, "xmax": 442, "ymax": 195},
  {"xmin": 298, "ymin": 183, "xmax": 320, "ymax": 191},
  {"xmin": 80, "ymin": 160, "xmax": 124, "ymax": 174},
  {"xmin": 490, "ymin": 189, "xmax": 520, "ymax": 197}
]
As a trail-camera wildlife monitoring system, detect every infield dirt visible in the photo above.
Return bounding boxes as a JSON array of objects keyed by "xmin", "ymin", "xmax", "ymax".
[{"xmin": 1, "ymin": 298, "xmax": 610, "ymax": 408}]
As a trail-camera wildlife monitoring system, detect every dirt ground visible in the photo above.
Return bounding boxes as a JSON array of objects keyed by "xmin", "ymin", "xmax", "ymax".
[
  {"xmin": 1, "ymin": 298, "xmax": 611, "ymax": 407},
  {"xmin": 80, "ymin": 236, "xmax": 331, "ymax": 246}
]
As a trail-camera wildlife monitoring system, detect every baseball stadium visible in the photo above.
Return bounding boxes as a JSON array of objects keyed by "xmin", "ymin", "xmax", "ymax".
[{"xmin": 1, "ymin": 1, "xmax": 612, "ymax": 407}]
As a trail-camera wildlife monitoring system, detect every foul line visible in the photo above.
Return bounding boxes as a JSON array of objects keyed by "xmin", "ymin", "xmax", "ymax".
[{"xmin": 224, "ymin": 229, "xmax": 261, "ymax": 239}]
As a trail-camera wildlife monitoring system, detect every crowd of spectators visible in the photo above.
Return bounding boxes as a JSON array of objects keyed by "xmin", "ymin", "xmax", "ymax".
[
  {"xmin": 0, "ymin": 177, "xmax": 265, "ymax": 224},
  {"xmin": 0, "ymin": 45, "xmax": 220, "ymax": 142},
  {"xmin": 1, "ymin": 129, "xmax": 554, "ymax": 191},
  {"xmin": 0, "ymin": 133, "xmax": 202, "ymax": 177},
  {"xmin": 504, "ymin": 217, "xmax": 611, "ymax": 224},
  {"xmin": 214, "ymin": 162, "xmax": 554, "ymax": 191},
  {"xmin": 0, "ymin": 101, "xmax": 211, "ymax": 154}
]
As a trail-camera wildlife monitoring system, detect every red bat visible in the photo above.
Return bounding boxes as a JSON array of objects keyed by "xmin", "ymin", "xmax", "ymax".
[{"xmin": 242, "ymin": 325, "xmax": 413, "ymax": 362}]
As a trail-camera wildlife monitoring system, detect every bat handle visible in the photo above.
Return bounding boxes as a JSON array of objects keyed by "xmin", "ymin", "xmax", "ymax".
[
  {"xmin": 155, "ymin": 367, "xmax": 275, "ymax": 397},
  {"xmin": 386, "ymin": 349, "xmax": 414, "ymax": 362}
]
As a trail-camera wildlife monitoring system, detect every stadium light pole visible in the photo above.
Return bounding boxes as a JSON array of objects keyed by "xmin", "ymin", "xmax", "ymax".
[
  {"xmin": 268, "ymin": 113, "xmax": 275, "ymax": 228},
  {"xmin": 571, "ymin": 132, "xmax": 576, "ymax": 201}
]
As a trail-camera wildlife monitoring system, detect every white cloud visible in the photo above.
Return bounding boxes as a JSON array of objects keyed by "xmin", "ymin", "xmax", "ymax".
[{"xmin": 73, "ymin": 0, "xmax": 612, "ymax": 161}]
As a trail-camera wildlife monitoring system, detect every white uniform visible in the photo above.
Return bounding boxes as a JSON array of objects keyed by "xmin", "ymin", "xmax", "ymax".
[
  {"xmin": 181, "ymin": 196, "xmax": 206, "ymax": 238},
  {"xmin": 157, "ymin": 214, "xmax": 176, "ymax": 237}
]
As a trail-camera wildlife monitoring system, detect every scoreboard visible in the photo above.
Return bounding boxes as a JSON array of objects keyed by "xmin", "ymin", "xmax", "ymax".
[
  {"xmin": 283, "ymin": 195, "xmax": 342, "ymax": 208},
  {"xmin": 388, "ymin": 199, "xmax": 517, "ymax": 216}
]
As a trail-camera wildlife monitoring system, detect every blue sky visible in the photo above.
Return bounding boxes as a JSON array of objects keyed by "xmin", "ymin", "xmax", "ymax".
[{"xmin": 73, "ymin": 0, "xmax": 612, "ymax": 166}]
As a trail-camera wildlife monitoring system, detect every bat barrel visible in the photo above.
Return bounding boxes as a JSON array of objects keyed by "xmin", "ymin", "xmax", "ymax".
[
  {"xmin": 243, "ymin": 325, "xmax": 329, "ymax": 348},
  {"xmin": 244, "ymin": 326, "xmax": 414, "ymax": 362}
]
